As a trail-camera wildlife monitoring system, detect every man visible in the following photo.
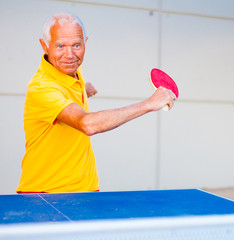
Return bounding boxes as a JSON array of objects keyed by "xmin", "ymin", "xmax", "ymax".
[{"xmin": 17, "ymin": 13, "xmax": 176, "ymax": 194}]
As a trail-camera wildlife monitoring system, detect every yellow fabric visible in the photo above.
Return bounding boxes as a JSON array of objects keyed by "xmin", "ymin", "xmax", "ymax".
[{"xmin": 16, "ymin": 55, "xmax": 99, "ymax": 193}]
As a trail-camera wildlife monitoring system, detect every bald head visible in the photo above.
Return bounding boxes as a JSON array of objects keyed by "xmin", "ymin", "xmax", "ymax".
[{"xmin": 42, "ymin": 13, "xmax": 87, "ymax": 46}]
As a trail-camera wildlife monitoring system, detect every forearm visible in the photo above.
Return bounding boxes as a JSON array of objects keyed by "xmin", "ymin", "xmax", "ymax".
[{"xmin": 80, "ymin": 100, "xmax": 151, "ymax": 136}]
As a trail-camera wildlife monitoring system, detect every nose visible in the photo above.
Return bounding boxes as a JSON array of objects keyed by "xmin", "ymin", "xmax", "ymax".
[{"xmin": 64, "ymin": 47, "xmax": 73, "ymax": 59}]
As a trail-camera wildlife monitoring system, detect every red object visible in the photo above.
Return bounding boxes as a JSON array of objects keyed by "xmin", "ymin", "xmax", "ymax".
[
  {"xmin": 18, "ymin": 190, "xmax": 99, "ymax": 194},
  {"xmin": 150, "ymin": 69, "xmax": 179, "ymax": 98},
  {"xmin": 18, "ymin": 192, "xmax": 45, "ymax": 194}
]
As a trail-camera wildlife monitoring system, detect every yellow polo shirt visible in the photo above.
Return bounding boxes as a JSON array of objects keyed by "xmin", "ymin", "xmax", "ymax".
[{"xmin": 17, "ymin": 55, "xmax": 99, "ymax": 193}]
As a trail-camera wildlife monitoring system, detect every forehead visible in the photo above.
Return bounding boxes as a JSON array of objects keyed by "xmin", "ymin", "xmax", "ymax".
[{"xmin": 50, "ymin": 21, "xmax": 84, "ymax": 42}]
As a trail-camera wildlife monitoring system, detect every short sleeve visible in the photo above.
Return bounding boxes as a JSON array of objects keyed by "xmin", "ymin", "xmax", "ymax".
[{"xmin": 26, "ymin": 85, "xmax": 73, "ymax": 124}]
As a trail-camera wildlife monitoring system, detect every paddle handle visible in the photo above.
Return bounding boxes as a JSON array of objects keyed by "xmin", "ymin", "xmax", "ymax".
[
  {"xmin": 162, "ymin": 105, "xmax": 169, "ymax": 111},
  {"xmin": 150, "ymin": 76, "xmax": 170, "ymax": 112}
]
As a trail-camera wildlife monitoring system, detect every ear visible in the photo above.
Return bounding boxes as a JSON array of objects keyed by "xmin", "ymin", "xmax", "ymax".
[
  {"xmin": 85, "ymin": 36, "xmax": 88, "ymax": 43},
  {"xmin": 39, "ymin": 39, "xmax": 49, "ymax": 54}
]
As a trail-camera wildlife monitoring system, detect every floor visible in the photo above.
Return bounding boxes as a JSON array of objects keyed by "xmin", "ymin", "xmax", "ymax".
[{"xmin": 203, "ymin": 187, "xmax": 234, "ymax": 201}]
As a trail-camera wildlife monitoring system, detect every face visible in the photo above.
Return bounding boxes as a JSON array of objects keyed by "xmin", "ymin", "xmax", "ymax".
[{"xmin": 40, "ymin": 21, "xmax": 86, "ymax": 78}]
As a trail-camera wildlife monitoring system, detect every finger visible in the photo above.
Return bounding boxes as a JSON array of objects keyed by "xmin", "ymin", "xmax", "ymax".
[{"xmin": 168, "ymin": 89, "xmax": 176, "ymax": 100}]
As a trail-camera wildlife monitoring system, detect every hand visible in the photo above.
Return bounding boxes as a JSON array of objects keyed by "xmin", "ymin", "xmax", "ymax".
[
  {"xmin": 147, "ymin": 87, "xmax": 177, "ymax": 111},
  {"xmin": 85, "ymin": 82, "xmax": 97, "ymax": 98}
]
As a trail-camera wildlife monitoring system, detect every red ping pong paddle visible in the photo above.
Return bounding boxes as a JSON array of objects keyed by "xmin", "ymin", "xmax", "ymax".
[{"xmin": 150, "ymin": 68, "xmax": 179, "ymax": 111}]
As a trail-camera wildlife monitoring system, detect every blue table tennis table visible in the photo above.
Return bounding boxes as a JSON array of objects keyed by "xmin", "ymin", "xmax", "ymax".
[{"xmin": 1, "ymin": 189, "xmax": 234, "ymax": 240}]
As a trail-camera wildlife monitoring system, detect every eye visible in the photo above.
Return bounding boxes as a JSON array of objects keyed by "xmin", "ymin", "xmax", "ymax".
[
  {"xmin": 74, "ymin": 43, "xmax": 80, "ymax": 48},
  {"xmin": 57, "ymin": 45, "xmax": 63, "ymax": 49}
]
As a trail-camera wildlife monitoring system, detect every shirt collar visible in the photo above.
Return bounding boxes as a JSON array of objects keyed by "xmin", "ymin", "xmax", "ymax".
[{"xmin": 39, "ymin": 54, "xmax": 81, "ymax": 87}]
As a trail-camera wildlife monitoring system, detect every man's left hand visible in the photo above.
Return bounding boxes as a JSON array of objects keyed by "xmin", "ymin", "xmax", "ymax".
[{"xmin": 85, "ymin": 82, "xmax": 97, "ymax": 98}]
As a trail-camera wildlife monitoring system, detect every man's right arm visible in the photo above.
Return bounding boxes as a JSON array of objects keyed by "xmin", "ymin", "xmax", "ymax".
[{"xmin": 57, "ymin": 87, "xmax": 176, "ymax": 136}]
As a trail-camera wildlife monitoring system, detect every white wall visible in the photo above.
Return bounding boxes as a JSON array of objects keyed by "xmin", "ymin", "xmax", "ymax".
[{"xmin": 0, "ymin": 0, "xmax": 233, "ymax": 194}]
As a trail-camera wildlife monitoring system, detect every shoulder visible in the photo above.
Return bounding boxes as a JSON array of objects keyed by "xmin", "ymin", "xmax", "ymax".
[{"xmin": 27, "ymin": 71, "xmax": 61, "ymax": 93}]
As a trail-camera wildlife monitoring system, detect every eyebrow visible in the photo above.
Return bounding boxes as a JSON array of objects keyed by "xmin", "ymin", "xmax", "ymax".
[{"xmin": 54, "ymin": 39, "xmax": 83, "ymax": 46}]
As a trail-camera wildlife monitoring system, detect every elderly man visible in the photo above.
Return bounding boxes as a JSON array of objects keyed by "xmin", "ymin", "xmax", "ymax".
[{"xmin": 17, "ymin": 13, "xmax": 176, "ymax": 194}]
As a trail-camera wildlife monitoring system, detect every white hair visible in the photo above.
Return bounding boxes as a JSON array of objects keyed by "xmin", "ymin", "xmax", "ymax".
[{"xmin": 42, "ymin": 13, "xmax": 87, "ymax": 46}]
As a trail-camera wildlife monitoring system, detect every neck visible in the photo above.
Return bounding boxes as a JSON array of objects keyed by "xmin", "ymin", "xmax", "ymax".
[{"xmin": 75, "ymin": 73, "xmax": 79, "ymax": 80}]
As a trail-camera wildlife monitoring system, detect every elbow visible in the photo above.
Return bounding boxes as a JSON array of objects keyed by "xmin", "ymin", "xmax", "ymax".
[
  {"xmin": 78, "ymin": 118, "xmax": 97, "ymax": 136},
  {"xmin": 82, "ymin": 127, "xmax": 95, "ymax": 136}
]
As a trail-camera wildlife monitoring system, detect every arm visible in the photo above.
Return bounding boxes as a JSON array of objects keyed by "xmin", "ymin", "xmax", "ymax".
[{"xmin": 57, "ymin": 87, "xmax": 176, "ymax": 136}]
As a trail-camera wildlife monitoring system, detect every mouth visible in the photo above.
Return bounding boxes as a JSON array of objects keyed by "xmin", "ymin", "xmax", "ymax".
[{"xmin": 63, "ymin": 61, "xmax": 76, "ymax": 65}]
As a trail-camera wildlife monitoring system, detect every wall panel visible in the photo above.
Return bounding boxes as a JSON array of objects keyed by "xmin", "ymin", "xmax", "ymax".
[
  {"xmin": 74, "ymin": 0, "xmax": 159, "ymax": 9},
  {"xmin": 162, "ymin": 0, "xmax": 234, "ymax": 18},
  {"xmin": 159, "ymin": 102, "xmax": 234, "ymax": 189},
  {"xmin": 161, "ymin": 14, "xmax": 234, "ymax": 102},
  {"xmin": 0, "ymin": 96, "xmax": 25, "ymax": 194},
  {"xmin": 89, "ymin": 98, "xmax": 159, "ymax": 191}
]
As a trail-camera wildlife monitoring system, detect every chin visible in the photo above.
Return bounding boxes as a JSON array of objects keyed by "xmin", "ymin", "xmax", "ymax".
[{"xmin": 62, "ymin": 68, "xmax": 77, "ymax": 77}]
